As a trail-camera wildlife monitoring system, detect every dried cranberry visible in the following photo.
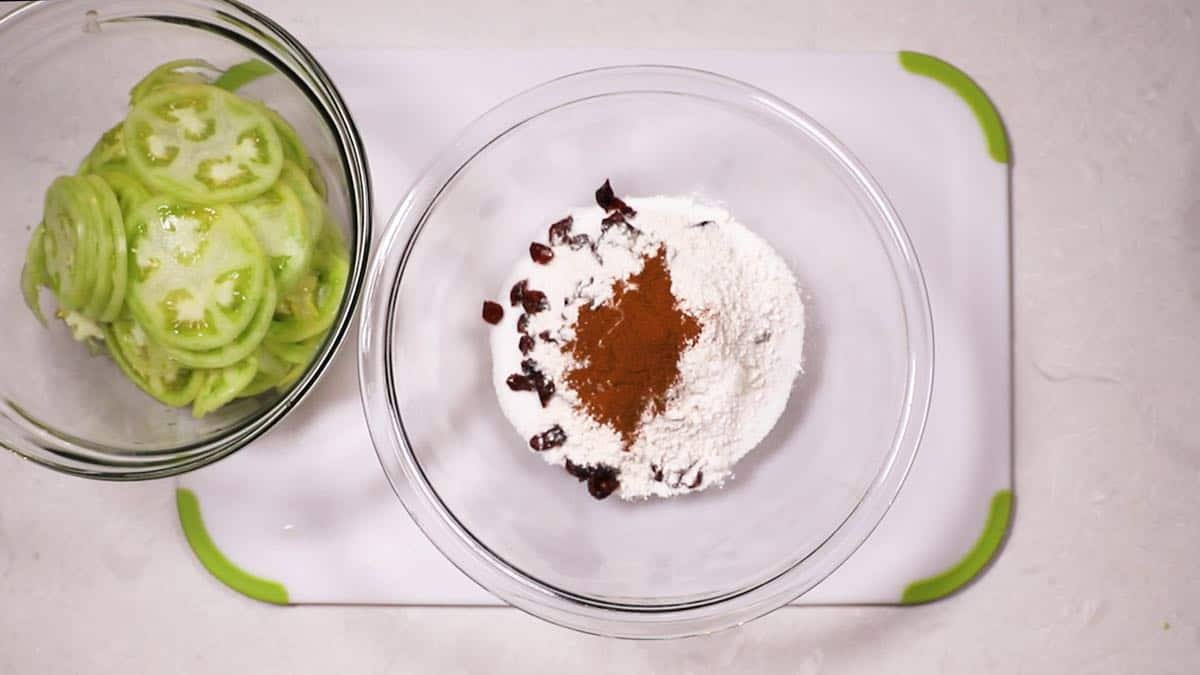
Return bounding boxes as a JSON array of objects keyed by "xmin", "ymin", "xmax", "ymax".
[
  {"xmin": 529, "ymin": 242, "xmax": 554, "ymax": 264},
  {"xmin": 521, "ymin": 288, "xmax": 548, "ymax": 314},
  {"xmin": 509, "ymin": 279, "xmax": 528, "ymax": 307},
  {"xmin": 481, "ymin": 300, "xmax": 504, "ymax": 325},
  {"xmin": 547, "ymin": 216, "xmax": 573, "ymax": 245},
  {"xmin": 520, "ymin": 358, "xmax": 540, "ymax": 376},
  {"xmin": 568, "ymin": 233, "xmax": 592, "ymax": 250},
  {"xmin": 587, "ymin": 465, "xmax": 620, "ymax": 500},
  {"xmin": 600, "ymin": 212, "xmax": 626, "ymax": 230},
  {"xmin": 516, "ymin": 313, "xmax": 530, "ymax": 334},
  {"xmin": 518, "ymin": 335, "xmax": 535, "ymax": 354},
  {"xmin": 505, "ymin": 374, "xmax": 535, "ymax": 391},
  {"xmin": 529, "ymin": 424, "xmax": 566, "ymax": 451},
  {"xmin": 536, "ymin": 378, "xmax": 555, "ymax": 407},
  {"xmin": 564, "ymin": 460, "xmax": 591, "ymax": 481},
  {"xmin": 538, "ymin": 330, "xmax": 556, "ymax": 343},
  {"xmin": 594, "ymin": 179, "xmax": 636, "ymax": 216}
]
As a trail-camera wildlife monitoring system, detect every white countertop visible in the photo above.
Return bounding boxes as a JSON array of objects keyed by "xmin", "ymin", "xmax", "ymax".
[{"xmin": 2, "ymin": 0, "xmax": 1199, "ymax": 672}]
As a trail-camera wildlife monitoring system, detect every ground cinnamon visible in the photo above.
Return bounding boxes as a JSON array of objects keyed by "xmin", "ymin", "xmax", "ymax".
[{"xmin": 563, "ymin": 246, "xmax": 702, "ymax": 447}]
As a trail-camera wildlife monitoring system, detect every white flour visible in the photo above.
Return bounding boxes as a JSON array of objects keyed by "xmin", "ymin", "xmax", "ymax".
[{"xmin": 490, "ymin": 194, "xmax": 805, "ymax": 499}]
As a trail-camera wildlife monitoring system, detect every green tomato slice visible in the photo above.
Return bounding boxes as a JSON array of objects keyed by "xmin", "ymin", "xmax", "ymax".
[
  {"xmin": 213, "ymin": 59, "xmax": 274, "ymax": 93},
  {"xmin": 191, "ymin": 352, "xmax": 259, "ymax": 418},
  {"xmin": 126, "ymin": 198, "xmax": 268, "ymax": 351},
  {"xmin": 252, "ymin": 102, "xmax": 310, "ymax": 168},
  {"xmin": 160, "ymin": 271, "xmax": 276, "ymax": 369},
  {"xmin": 124, "ymin": 83, "xmax": 283, "ymax": 204},
  {"xmin": 92, "ymin": 167, "xmax": 151, "ymax": 223},
  {"xmin": 128, "ymin": 59, "xmax": 217, "ymax": 105},
  {"xmin": 236, "ymin": 347, "xmax": 291, "ymax": 398},
  {"xmin": 78, "ymin": 178, "xmax": 116, "ymax": 320},
  {"xmin": 264, "ymin": 330, "xmax": 324, "ymax": 365},
  {"xmin": 234, "ymin": 181, "xmax": 313, "ymax": 293},
  {"xmin": 83, "ymin": 175, "xmax": 129, "ymax": 322},
  {"xmin": 278, "ymin": 160, "xmax": 324, "ymax": 242},
  {"xmin": 42, "ymin": 176, "xmax": 106, "ymax": 313},
  {"xmin": 21, "ymin": 224, "xmax": 48, "ymax": 324},
  {"xmin": 106, "ymin": 314, "xmax": 206, "ymax": 407},
  {"xmin": 267, "ymin": 226, "xmax": 348, "ymax": 343},
  {"xmin": 78, "ymin": 124, "xmax": 127, "ymax": 175},
  {"xmin": 306, "ymin": 160, "xmax": 327, "ymax": 200}
]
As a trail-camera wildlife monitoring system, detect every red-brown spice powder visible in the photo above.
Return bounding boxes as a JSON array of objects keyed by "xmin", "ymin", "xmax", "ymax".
[{"xmin": 562, "ymin": 246, "xmax": 702, "ymax": 447}]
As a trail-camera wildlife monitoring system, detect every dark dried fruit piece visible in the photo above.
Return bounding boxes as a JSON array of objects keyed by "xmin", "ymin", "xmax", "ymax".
[
  {"xmin": 521, "ymin": 288, "xmax": 549, "ymax": 314},
  {"xmin": 538, "ymin": 330, "xmax": 556, "ymax": 343},
  {"xmin": 594, "ymin": 179, "xmax": 635, "ymax": 216},
  {"xmin": 509, "ymin": 279, "xmax": 528, "ymax": 307},
  {"xmin": 506, "ymin": 374, "xmax": 535, "ymax": 391},
  {"xmin": 600, "ymin": 212, "xmax": 626, "ymax": 229},
  {"xmin": 568, "ymin": 233, "xmax": 592, "ymax": 250},
  {"xmin": 651, "ymin": 464, "xmax": 664, "ymax": 482},
  {"xmin": 520, "ymin": 358, "xmax": 540, "ymax": 375},
  {"xmin": 536, "ymin": 378, "xmax": 555, "ymax": 407},
  {"xmin": 481, "ymin": 300, "xmax": 504, "ymax": 325},
  {"xmin": 690, "ymin": 220, "xmax": 715, "ymax": 228},
  {"xmin": 529, "ymin": 424, "xmax": 566, "ymax": 451},
  {"xmin": 547, "ymin": 215, "xmax": 573, "ymax": 245},
  {"xmin": 564, "ymin": 459, "xmax": 591, "ymax": 481},
  {"xmin": 687, "ymin": 471, "xmax": 703, "ymax": 489},
  {"xmin": 529, "ymin": 242, "xmax": 554, "ymax": 264},
  {"xmin": 518, "ymin": 335, "xmax": 535, "ymax": 354},
  {"xmin": 587, "ymin": 465, "xmax": 621, "ymax": 500},
  {"xmin": 516, "ymin": 313, "xmax": 530, "ymax": 334}
]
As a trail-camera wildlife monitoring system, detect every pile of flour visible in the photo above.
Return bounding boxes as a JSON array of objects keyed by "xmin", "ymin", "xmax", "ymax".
[{"xmin": 490, "ymin": 195, "xmax": 806, "ymax": 500}]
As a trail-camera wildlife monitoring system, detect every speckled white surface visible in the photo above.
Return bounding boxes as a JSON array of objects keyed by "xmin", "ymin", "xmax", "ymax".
[{"xmin": 2, "ymin": 0, "xmax": 1199, "ymax": 672}]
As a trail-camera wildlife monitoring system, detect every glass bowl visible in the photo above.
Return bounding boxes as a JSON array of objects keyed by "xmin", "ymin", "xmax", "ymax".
[
  {"xmin": 0, "ymin": 0, "xmax": 370, "ymax": 479},
  {"xmin": 360, "ymin": 66, "xmax": 932, "ymax": 638}
]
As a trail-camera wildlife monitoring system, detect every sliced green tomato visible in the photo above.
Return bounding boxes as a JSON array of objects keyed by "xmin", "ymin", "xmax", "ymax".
[
  {"xmin": 124, "ymin": 84, "xmax": 283, "ymax": 204},
  {"xmin": 273, "ymin": 360, "xmax": 308, "ymax": 392},
  {"xmin": 129, "ymin": 59, "xmax": 217, "ymax": 105},
  {"xmin": 191, "ymin": 352, "xmax": 259, "ymax": 418},
  {"xmin": 264, "ymin": 331, "xmax": 324, "ymax": 365},
  {"xmin": 78, "ymin": 178, "xmax": 116, "ymax": 319},
  {"xmin": 78, "ymin": 124, "xmax": 127, "ymax": 175},
  {"xmin": 106, "ymin": 314, "xmax": 206, "ymax": 407},
  {"xmin": 92, "ymin": 167, "xmax": 151, "ymax": 222},
  {"xmin": 277, "ymin": 160, "xmax": 324, "ymax": 242},
  {"xmin": 236, "ymin": 347, "xmax": 291, "ymax": 398},
  {"xmin": 42, "ymin": 176, "xmax": 106, "ymax": 313},
  {"xmin": 126, "ymin": 198, "xmax": 268, "ymax": 351},
  {"xmin": 21, "ymin": 224, "xmax": 48, "ymax": 324},
  {"xmin": 234, "ymin": 182, "xmax": 313, "ymax": 293},
  {"xmin": 213, "ymin": 59, "xmax": 274, "ymax": 93},
  {"xmin": 161, "ymin": 271, "xmax": 276, "ymax": 369},
  {"xmin": 268, "ymin": 229, "xmax": 348, "ymax": 343},
  {"xmin": 83, "ymin": 175, "xmax": 129, "ymax": 322},
  {"xmin": 306, "ymin": 160, "xmax": 327, "ymax": 200},
  {"xmin": 251, "ymin": 102, "xmax": 310, "ymax": 168}
]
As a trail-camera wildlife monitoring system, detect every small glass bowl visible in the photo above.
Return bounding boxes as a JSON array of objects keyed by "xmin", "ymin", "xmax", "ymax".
[
  {"xmin": 0, "ymin": 0, "xmax": 371, "ymax": 479},
  {"xmin": 360, "ymin": 65, "xmax": 933, "ymax": 638}
]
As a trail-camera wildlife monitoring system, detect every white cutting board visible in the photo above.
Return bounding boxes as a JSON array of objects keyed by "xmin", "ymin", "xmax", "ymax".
[{"xmin": 175, "ymin": 49, "xmax": 1012, "ymax": 606}]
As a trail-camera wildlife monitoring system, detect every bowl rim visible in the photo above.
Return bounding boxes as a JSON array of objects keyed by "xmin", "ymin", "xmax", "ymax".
[
  {"xmin": 0, "ymin": 0, "xmax": 372, "ymax": 479},
  {"xmin": 359, "ymin": 63, "xmax": 933, "ymax": 639}
]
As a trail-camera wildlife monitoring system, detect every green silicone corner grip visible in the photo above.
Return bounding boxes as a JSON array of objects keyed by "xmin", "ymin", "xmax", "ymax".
[
  {"xmin": 176, "ymin": 488, "xmax": 290, "ymax": 605},
  {"xmin": 901, "ymin": 489, "xmax": 1013, "ymax": 605},
  {"xmin": 898, "ymin": 51, "xmax": 1010, "ymax": 164}
]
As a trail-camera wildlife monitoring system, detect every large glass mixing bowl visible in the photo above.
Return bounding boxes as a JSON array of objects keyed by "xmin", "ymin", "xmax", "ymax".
[{"xmin": 360, "ymin": 66, "xmax": 932, "ymax": 638}]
